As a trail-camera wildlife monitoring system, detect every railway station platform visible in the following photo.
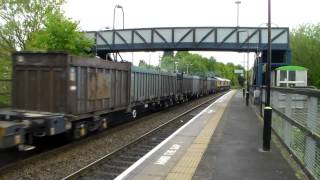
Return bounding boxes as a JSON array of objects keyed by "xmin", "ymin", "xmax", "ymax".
[{"xmin": 116, "ymin": 90, "xmax": 299, "ymax": 180}]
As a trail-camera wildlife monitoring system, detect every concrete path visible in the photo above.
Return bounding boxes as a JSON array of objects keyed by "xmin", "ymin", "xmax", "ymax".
[{"xmin": 193, "ymin": 91, "xmax": 298, "ymax": 180}]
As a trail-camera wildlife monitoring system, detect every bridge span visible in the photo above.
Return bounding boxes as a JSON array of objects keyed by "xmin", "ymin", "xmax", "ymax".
[
  {"xmin": 86, "ymin": 26, "xmax": 290, "ymax": 87},
  {"xmin": 86, "ymin": 26, "xmax": 289, "ymax": 53}
]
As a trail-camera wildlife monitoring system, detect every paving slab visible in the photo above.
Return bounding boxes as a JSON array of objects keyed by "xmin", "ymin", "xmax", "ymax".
[
  {"xmin": 193, "ymin": 91, "xmax": 298, "ymax": 180},
  {"xmin": 117, "ymin": 91, "xmax": 235, "ymax": 180}
]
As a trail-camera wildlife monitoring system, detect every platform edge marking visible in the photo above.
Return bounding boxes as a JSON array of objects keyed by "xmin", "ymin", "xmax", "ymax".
[{"xmin": 115, "ymin": 91, "xmax": 234, "ymax": 180}]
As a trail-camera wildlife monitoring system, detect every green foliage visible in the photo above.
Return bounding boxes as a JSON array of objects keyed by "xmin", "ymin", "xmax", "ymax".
[
  {"xmin": 290, "ymin": 23, "xmax": 320, "ymax": 88},
  {"xmin": 160, "ymin": 51, "xmax": 244, "ymax": 87},
  {"xmin": 0, "ymin": 79, "xmax": 11, "ymax": 107},
  {"xmin": 0, "ymin": 0, "xmax": 66, "ymax": 79},
  {"xmin": 27, "ymin": 12, "xmax": 94, "ymax": 56},
  {"xmin": 138, "ymin": 60, "xmax": 159, "ymax": 70},
  {"xmin": 0, "ymin": 57, "xmax": 12, "ymax": 107},
  {"xmin": 0, "ymin": 0, "xmax": 65, "ymax": 54},
  {"xmin": 0, "ymin": 0, "xmax": 77, "ymax": 106},
  {"xmin": 0, "ymin": 58, "xmax": 11, "ymax": 107},
  {"xmin": 160, "ymin": 56, "xmax": 176, "ymax": 72},
  {"xmin": 0, "ymin": 58, "xmax": 11, "ymax": 79}
]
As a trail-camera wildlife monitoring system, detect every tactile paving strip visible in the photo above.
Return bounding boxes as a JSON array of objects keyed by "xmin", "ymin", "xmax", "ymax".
[{"xmin": 166, "ymin": 91, "xmax": 235, "ymax": 180}]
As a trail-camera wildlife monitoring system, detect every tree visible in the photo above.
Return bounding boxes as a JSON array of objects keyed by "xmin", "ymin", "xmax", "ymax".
[
  {"xmin": 160, "ymin": 51, "xmax": 243, "ymax": 86},
  {"xmin": 138, "ymin": 60, "xmax": 158, "ymax": 69},
  {"xmin": 0, "ymin": 0, "xmax": 92, "ymax": 107},
  {"xmin": 0, "ymin": 0, "xmax": 65, "ymax": 81},
  {"xmin": 0, "ymin": 0, "xmax": 65, "ymax": 54},
  {"xmin": 290, "ymin": 23, "xmax": 320, "ymax": 88},
  {"xmin": 27, "ymin": 12, "xmax": 94, "ymax": 56},
  {"xmin": 160, "ymin": 56, "xmax": 176, "ymax": 72}
]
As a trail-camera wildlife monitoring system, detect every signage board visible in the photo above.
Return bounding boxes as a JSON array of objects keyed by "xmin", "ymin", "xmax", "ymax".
[{"xmin": 234, "ymin": 69, "xmax": 244, "ymax": 74}]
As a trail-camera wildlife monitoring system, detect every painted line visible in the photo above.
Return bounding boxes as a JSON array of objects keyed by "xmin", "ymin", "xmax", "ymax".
[
  {"xmin": 154, "ymin": 144, "xmax": 181, "ymax": 165},
  {"xmin": 115, "ymin": 91, "xmax": 233, "ymax": 180}
]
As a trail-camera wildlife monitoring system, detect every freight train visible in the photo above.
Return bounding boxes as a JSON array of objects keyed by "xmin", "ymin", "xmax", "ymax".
[{"xmin": 0, "ymin": 52, "xmax": 230, "ymax": 150}]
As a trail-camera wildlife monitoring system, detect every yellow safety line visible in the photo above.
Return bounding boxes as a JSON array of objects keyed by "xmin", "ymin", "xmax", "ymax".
[{"xmin": 166, "ymin": 90, "xmax": 236, "ymax": 180}]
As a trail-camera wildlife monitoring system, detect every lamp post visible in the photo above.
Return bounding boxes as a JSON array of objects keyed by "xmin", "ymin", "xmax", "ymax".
[
  {"xmin": 235, "ymin": 1, "xmax": 245, "ymax": 99},
  {"xmin": 243, "ymin": 54, "xmax": 246, "ymax": 98},
  {"xmin": 159, "ymin": 54, "xmax": 162, "ymax": 70},
  {"xmin": 113, "ymin": 4, "xmax": 124, "ymax": 62},
  {"xmin": 258, "ymin": 22, "xmax": 279, "ymax": 28},
  {"xmin": 95, "ymin": 27, "xmax": 110, "ymax": 58},
  {"xmin": 262, "ymin": 0, "xmax": 272, "ymax": 151},
  {"xmin": 174, "ymin": 60, "xmax": 178, "ymax": 73},
  {"xmin": 113, "ymin": 4, "xmax": 124, "ymax": 29},
  {"xmin": 186, "ymin": 64, "xmax": 192, "ymax": 74},
  {"xmin": 149, "ymin": 52, "xmax": 151, "ymax": 66},
  {"xmin": 246, "ymin": 42, "xmax": 249, "ymax": 106},
  {"xmin": 235, "ymin": 1, "xmax": 241, "ymax": 26},
  {"xmin": 238, "ymin": 30, "xmax": 250, "ymax": 106}
]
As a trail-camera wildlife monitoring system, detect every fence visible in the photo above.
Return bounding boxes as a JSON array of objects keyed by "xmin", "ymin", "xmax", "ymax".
[
  {"xmin": 0, "ymin": 79, "xmax": 11, "ymax": 108},
  {"xmin": 259, "ymin": 87, "xmax": 320, "ymax": 179}
]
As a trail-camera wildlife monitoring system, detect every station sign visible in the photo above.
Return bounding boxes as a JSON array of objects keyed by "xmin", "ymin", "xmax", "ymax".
[{"xmin": 234, "ymin": 69, "xmax": 244, "ymax": 74}]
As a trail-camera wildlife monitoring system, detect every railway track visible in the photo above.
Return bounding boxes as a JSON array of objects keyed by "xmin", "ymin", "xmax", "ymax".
[
  {"xmin": 0, "ymin": 92, "xmax": 226, "ymax": 179},
  {"xmin": 62, "ymin": 92, "xmax": 226, "ymax": 180}
]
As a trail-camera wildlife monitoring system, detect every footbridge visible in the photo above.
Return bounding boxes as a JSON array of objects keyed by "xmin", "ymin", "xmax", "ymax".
[
  {"xmin": 86, "ymin": 26, "xmax": 289, "ymax": 53},
  {"xmin": 86, "ymin": 26, "xmax": 290, "ymax": 87}
]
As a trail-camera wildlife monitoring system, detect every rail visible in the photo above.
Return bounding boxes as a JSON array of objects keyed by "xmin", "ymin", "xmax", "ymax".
[
  {"xmin": 259, "ymin": 87, "xmax": 320, "ymax": 179},
  {"xmin": 0, "ymin": 79, "xmax": 11, "ymax": 108},
  {"xmin": 62, "ymin": 92, "xmax": 226, "ymax": 179}
]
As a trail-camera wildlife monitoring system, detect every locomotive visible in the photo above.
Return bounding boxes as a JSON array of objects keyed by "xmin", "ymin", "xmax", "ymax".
[{"xmin": 0, "ymin": 52, "xmax": 230, "ymax": 150}]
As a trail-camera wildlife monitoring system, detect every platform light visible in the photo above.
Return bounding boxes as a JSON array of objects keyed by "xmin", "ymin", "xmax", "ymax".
[
  {"xmin": 113, "ymin": 4, "xmax": 125, "ymax": 61},
  {"xmin": 262, "ymin": 0, "xmax": 273, "ymax": 152},
  {"xmin": 238, "ymin": 30, "xmax": 250, "ymax": 106},
  {"xmin": 113, "ymin": 4, "xmax": 124, "ymax": 30},
  {"xmin": 235, "ymin": 1, "xmax": 241, "ymax": 27}
]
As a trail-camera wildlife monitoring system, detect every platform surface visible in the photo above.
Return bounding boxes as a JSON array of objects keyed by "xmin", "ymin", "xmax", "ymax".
[{"xmin": 116, "ymin": 90, "xmax": 298, "ymax": 180}]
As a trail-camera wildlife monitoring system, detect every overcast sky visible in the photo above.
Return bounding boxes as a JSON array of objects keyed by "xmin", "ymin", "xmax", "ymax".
[{"xmin": 64, "ymin": 0, "xmax": 320, "ymax": 68}]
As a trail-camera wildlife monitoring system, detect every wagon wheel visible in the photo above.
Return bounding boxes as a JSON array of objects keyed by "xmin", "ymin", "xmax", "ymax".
[
  {"xmin": 164, "ymin": 101, "xmax": 169, "ymax": 108},
  {"xmin": 132, "ymin": 109, "xmax": 137, "ymax": 119}
]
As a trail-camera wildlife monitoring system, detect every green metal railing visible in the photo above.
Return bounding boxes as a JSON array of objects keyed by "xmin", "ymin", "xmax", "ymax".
[{"xmin": 259, "ymin": 87, "xmax": 320, "ymax": 179}]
